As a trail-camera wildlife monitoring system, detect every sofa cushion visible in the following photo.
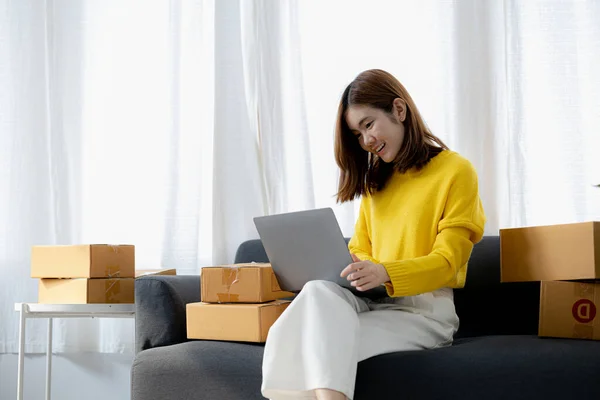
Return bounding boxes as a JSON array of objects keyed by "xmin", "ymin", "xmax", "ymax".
[
  {"xmin": 132, "ymin": 341, "xmax": 267, "ymax": 400},
  {"xmin": 132, "ymin": 335, "xmax": 600, "ymax": 400},
  {"xmin": 355, "ymin": 335, "xmax": 600, "ymax": 399}
]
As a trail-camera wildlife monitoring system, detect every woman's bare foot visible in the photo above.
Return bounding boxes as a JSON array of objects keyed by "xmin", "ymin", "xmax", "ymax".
[{"xmin": 314, "ymin": 388, "xmax": 348, "ymax": 400}]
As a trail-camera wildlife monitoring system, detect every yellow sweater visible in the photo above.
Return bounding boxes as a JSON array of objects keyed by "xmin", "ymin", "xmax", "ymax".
[{"xmin": 348, "ymin": 150, "xmax": 486, "ymax": 297}]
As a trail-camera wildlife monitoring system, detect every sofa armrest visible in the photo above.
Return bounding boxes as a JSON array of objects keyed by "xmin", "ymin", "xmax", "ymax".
[{"xmin": 135, "ymin": 275, "xmax": 201, "ymax": 353}]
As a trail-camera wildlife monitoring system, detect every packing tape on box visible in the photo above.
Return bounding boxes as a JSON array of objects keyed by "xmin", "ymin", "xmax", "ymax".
[
  {"xmin": 106, "ymin": 245, "xmax": 123, "ymax": 277},
  {"xmin": 216, "ymin": 266, "xmax": 241, "ymax": 303},
  {"xmin": 574, "ymin": 282, "xmax": 596, "ymax": 298},
  {"xmin": 105, "ymin": 279, "xmax": 121, "ymax": 302},
  {"xmin": 106, "ymin": 266, "xmax": 122, "ymax": 278}
]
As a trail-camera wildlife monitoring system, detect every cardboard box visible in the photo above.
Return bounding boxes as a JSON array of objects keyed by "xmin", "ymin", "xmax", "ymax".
[
  {"xmin": 135, "ymin": 268, "xmax": 177, "ymax": 278},
  {"xmin": 38, "ymin": 278, "xmax": 135, "ymax": 304},
  {"xmin": 201, "ymin": 263, "xmax": 294, "ymax": 303},
  {"xmin": 539, "ymin": 281, "xmax": 600, "ymax": 340},
  {"xmin": 186, "ymin": 300, "xmax": 290, "ymax": 342},
  {"xmin": 31, "ymin": 244, "xmax": 135, "ymax": 278},
  {"xmin": 500, "ymin": 221, "xmax": 600, "ymax": 282}
]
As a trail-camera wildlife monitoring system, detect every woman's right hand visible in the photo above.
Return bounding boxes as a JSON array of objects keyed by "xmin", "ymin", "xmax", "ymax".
[{"xmin": 340, "ymin": 254, "xmax": 390, "ymax": 292}]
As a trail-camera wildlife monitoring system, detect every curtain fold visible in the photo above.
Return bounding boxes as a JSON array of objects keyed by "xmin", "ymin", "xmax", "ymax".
[
  {"xmin": 1, "ymin": 0, "xmax": 88, "ymax": 353},
  {"xmin": 240, "ymin": 0, "xmax": 315, "ymax": 216}
]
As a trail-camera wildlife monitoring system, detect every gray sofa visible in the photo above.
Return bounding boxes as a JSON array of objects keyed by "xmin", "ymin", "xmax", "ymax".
[{"xmin": 132, "ymin": 236, "xmax": 600, "ymax": 399}]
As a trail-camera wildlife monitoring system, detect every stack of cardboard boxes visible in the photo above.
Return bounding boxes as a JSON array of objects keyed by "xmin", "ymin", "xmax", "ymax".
[
  {"xmin": 500, "ymin": 221, "xmax": 600, "ymax": 340},
  {"xmin": 186, "ymin": 263, "xmax": 294, "ymax": 343},
  {"xmin": 31, "ymin": 244, "xmax": 136, "ymax": 304}
]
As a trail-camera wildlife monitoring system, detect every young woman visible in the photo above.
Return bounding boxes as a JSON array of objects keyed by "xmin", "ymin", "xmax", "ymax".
[{"xmin": 261, "ymin": 69, "xmax": 486, "ymax": 400}]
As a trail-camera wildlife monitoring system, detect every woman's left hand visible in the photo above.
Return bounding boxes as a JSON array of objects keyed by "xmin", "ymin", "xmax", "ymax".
[{"xmin": 340, "ymin": 254, "xmax": 391, "ymax": 291}]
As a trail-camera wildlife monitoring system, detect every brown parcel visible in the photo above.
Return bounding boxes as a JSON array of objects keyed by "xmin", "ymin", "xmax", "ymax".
[
  {"xmin": 539, "ymin": 281, "xmax": 600, "ymax": 340},
  {"xmin": 135, "ymin": 268, "xmax": 177, "ymax": 278},
  {"xmin": 500, "ymin": 221, "xmax": 600, "ymax": 282},
  {"xmin": 186, "ymin": 300, "xmax": 290, "ymax": 343},
  {"xmin": 31, "ymin": 244, "xmax": 135, "ymax": 279},
  {"xmin": 201, "ymin": 263, "xmax": 294, "ymax": 303},
  {"xmin": 38, "ymin": 278, "xmax": 135, "ymax": 304}
]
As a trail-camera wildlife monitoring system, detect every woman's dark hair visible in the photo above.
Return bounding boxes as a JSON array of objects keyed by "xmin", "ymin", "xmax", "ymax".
[{"xmin": 335, "ymin": 69, "xmax": 448, "ymax": 203}]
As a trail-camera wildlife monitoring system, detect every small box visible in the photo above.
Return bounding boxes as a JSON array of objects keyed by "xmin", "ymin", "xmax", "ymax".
[
  {"xmin": 38, "ymin": 278, "xmax": 135, "ymax": 304},
  {"xmin": 186, "ymin": 300, "xmax": 290, "ymax": 342},
  {"xmin": 500, "ymin": 221, "xmax": 600, "ymax": 282},
  {"xmin": 200, "ymin": 263, "xmax": 294, "ymax": 303},
  {"xmin": 135, "ymin": 268, "xmax": 177, "ymax": 278},
  {"xmin": 31, "ymin": 244, "xmax": 135, "ymax": 278},
  {"xmin": 539, "ymin": 281, "xmax": 600, "ymax": 340}
]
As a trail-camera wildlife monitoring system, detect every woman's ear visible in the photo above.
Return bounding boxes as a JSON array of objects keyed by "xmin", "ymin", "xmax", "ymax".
[{"xmin": 392, "ymin": 98, "xmax": 407, "ymax": 122}]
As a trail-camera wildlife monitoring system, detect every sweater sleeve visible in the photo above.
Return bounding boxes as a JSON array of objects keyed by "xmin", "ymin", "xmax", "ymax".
[
  {"xmin": 348, "ymin": 199, "xmax": 380, "ymax": 264},
  {"xmin": 382, "ymin": 161, "xmax": 486, "ymax": 297}
]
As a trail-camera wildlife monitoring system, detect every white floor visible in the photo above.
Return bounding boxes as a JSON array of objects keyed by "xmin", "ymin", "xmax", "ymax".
[{"xmin": 0, "ymin": 353, "xmax": 132, "ymax": 400}]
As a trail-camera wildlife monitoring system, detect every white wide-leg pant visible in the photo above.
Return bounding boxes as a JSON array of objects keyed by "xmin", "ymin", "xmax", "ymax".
[{"xmin": 261, "ymin": 280, "xmax": 459, "ymax": 400}]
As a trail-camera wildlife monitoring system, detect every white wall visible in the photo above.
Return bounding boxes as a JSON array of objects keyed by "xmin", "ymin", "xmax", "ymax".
[{"xmin": 0, "ymin": 353, "xmax": 132, "ymax": 400}]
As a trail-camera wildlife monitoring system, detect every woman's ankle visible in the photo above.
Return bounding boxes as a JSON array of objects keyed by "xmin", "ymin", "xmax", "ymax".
[{"xmin": 314, "ymin": 388, "xmax": 348, "ymax": 400}]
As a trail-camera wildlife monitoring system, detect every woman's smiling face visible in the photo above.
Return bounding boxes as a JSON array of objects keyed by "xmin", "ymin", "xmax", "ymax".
[{"xmin": 345, "ymin": 99, "xmax": 407, "ymax": 163}]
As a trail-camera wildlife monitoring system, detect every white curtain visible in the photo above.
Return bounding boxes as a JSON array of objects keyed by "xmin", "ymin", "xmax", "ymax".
[
  {"xmin": 1, "ymin": 0, "xmax": 93, "ymax": 353},
  {"xmin": 0, "ymin": 0, "xmax": 312, "ymax": 354},
  {"xmin": 1, "ymin": 0, "xmax": 599, "ymax": 353}
]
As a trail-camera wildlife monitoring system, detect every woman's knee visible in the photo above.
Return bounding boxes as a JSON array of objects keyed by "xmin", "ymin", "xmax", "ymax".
[
  {"xmin": 301, "ymin": 280, "xmax": 340, "ymax": 294},
  {"xmin": 300, "ymin": 280, "xmax": 358, "ymax": 306}
]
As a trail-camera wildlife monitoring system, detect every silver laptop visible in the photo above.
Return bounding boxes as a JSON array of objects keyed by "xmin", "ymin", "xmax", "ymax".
[{"xmin": 253, "ymin": 207, "xmax": 387, "ymax": 299}]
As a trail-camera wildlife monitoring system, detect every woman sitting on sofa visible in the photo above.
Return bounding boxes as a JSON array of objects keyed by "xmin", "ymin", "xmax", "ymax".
[{"xmin": 261, "ymin": 69, "xmax": 486, "ymax": 400}]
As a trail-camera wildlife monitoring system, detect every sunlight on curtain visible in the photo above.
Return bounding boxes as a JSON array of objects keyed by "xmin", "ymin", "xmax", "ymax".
[
  {"xmin": 0, "ymin": 0, "xmax": 215, "ymax": 353},
  {"xmin": 2, "ymin": 0, "xmax": 600, "ymax": 354},
  {"xmin": 504, "ymin": 0, "xmax": 600, "ymax": 227},
  {"xmin": 298, "ymin": 0, "xmax": 477, "ymax": 233},
  {"xmin": 298, "ymin": 0, "xmax": 600, "ymax": 233}
]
